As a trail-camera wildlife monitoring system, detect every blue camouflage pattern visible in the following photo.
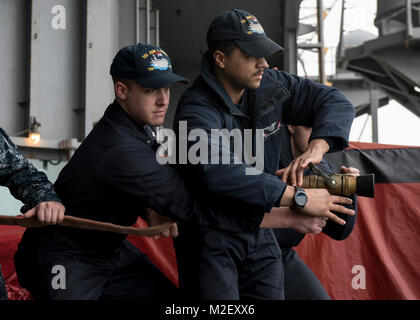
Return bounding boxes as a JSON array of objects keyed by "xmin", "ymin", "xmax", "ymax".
[{"xmin": 0, "ymin": 127, "xmax": 61, "ymax": 213}]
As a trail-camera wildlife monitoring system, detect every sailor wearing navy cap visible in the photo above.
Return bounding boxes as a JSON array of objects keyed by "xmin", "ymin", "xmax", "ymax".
[
  {"xmin": 14, "ymin": 44, "xmax": 191, "ymax": 300},
  {"xmin": 173, "ymin": 9, "xmax": 355, "ymax": 300}
]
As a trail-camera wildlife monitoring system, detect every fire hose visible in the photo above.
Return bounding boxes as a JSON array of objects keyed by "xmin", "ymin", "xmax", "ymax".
[{"xmin": 0, "ymin": 214, "xmax": 174, "ymax": 237}]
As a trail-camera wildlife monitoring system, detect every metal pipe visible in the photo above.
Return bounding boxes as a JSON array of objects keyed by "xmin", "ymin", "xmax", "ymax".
[
  {"xmin": 135, "ymin": 0, "xmax": 139, "ymax": 43},
  {"xmin": 146, "ymin": 0, "xmax": 151, "ymax": 43},
  {"xmin": 156, "ymin": 9, "xmax": 160, "ymax": 46},
  {"xmin": 337, "ymin": 0, "xmax": 345, "ymax": 63},
  {"xmin": 370, "ymin": 85, "xmax": 379, "ymax": 143},
  {"xmin": 317, "ymin": 0, "xmax": 326, "ymax": 84},
  {"xmin": 406, "ymin": 0, "xmax": 413, "ymax": 39}
]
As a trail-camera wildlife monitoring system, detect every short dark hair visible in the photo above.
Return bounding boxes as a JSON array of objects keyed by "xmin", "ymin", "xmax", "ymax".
[
  {"xmin": 112, "ymin": 76, "xmax": 135, "ymax": 89},
  {"xmin": 208, "ymin": 40, "xmax": 237, "ymax": 58}
]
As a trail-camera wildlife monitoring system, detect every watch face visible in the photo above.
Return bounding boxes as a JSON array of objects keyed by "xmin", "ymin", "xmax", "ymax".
[{"xmin": 295, "ymin": 192, "xmax": 308, "ymax": 207}]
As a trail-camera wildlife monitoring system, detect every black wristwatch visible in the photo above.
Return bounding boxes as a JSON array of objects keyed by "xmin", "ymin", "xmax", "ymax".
[{"xmin": 290, "ymin": 186, "xmax": 308, "ymax": 210}]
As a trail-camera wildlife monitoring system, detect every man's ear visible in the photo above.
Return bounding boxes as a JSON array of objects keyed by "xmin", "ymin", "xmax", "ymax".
[
  {"xmin": 213, "ymin": 50, "xmax": 226, "ymax": 69},
  {"xmin": 287, "ymin": 124, "xmax": 295, "ymax": 135},
  {"xmin": 114, "ymin": 81, "xmax": 128, "ymax": 100}
]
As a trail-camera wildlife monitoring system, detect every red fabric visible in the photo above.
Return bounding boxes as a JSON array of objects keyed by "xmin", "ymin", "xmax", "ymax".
[
  {"xmin": 0, "ymin": 226, "xmax": 32, "ymax": 300},
  {"xmin": 348, "ymin": 141, "xmax": 420, "ymax": 150},
  {"xmin": 127, "ymin": 218, "xmax": 178, "ymax": 287},
  {"xmin": 296, "ymin": 182, "xmax": 420, "ymax": 299},
  {"xmin": 297, "ymin": 141, "xmax": 420, "ymax": 299},
  {"xmin": 1, "ymin": 142, "xmax": 419, "ymax": 300},
  {"xmin": 0, "ymin": 218, "xmax": 178, "ymax": 300}
]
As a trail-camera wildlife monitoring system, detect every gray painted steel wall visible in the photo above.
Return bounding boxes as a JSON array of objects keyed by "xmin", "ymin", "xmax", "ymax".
[
  {"xmin": 0, "ymin": 0, "xmax": 294, "ymax": 212},
  {"xmin": 0, "ymin": 0, "xmax": 155, "ymax": 142},
  {"xmin": 1, "ymin": 0, "xmax": 292, "ymax": 140},
  {"xmin": 0, "ymin": 0, "xmax": 30, "ymax": 135}
]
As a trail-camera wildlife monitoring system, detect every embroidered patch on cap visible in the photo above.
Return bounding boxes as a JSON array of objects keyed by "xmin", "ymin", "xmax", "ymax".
[
  {"xmin": 142, "ymin": 49, "xmax": 172, "ymax": 71},
  {"xmin": 241, "ymin": 15, "xmax": 265, "ymax": 35}
]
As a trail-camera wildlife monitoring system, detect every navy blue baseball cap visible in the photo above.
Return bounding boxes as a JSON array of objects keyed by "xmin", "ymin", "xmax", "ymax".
[
  {"xmin": 207, "ymin": 9, "xmax": 284, "ymax": 58},
  {"xmin": 110, "ymin": 43, "xmax": 188, "ymax": 89}
]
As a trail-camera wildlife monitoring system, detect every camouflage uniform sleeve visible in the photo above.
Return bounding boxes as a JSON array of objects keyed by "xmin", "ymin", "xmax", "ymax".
[{"xmin": 0, "ymin": 128, "xmax": 61, "ymax": 213}]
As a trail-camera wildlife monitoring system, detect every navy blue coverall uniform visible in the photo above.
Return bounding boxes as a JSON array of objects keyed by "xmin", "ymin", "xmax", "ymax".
[
  {"xmin": 173, "ymin": 51, "xmax": 355, "ymax": 299},
  {"xmin": 14, "ymin": 101, "xmax": 197, "ymax": 300},
  {"xmin": 275, "ymin": 125, "xmax": 357, "ymax": 300}
]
